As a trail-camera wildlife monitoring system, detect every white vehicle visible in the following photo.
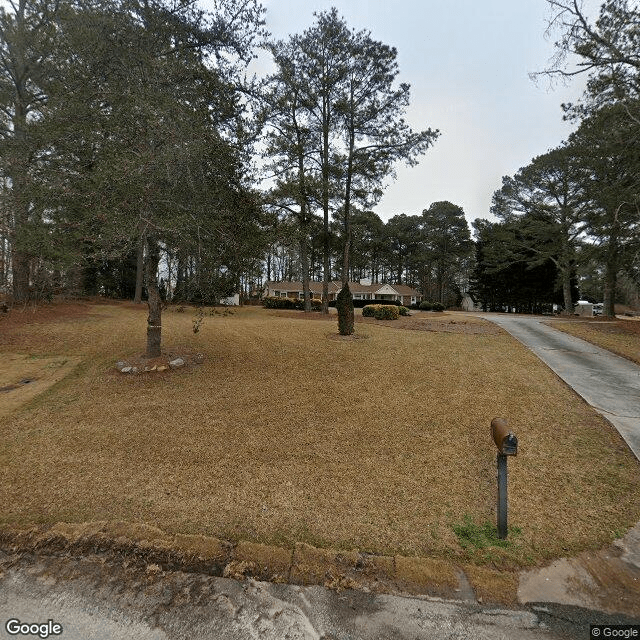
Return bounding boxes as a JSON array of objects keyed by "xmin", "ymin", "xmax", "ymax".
[{"xmin": 592, "ymin": 303, "xmax": 604, "ymax": 316}]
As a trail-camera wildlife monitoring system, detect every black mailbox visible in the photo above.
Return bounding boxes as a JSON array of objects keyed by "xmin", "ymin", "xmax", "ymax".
[{"xmin": 491, "ymin": 418, "xmax": 517, "ymax": 456}]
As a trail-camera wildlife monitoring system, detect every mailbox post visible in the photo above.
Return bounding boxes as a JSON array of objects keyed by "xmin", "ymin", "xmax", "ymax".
[{"xmin": 491, "ymin": 418, "xmax": 517, "ymax": 539}]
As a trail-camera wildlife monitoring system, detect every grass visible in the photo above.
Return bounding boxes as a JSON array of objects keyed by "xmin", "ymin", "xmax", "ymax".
[
  {"xmin": 549, "ymin": 317, "xmax": 640, "ymax": 364},
  {"xmin": 452, "ymin": 514, "xmax": 522, "ymax": 564},
  {"xmin": 0, "ymin": 301, "xmax": 639, "ymax": 570}
]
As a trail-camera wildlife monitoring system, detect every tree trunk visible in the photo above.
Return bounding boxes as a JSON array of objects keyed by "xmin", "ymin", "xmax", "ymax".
[
  {"xmin": 134, "ymin": 232, "xmax": 145, "ymax": 303},
  {"xmin": 11, "ymin": 248, "xmax": 30, "ymax": 303},
  {"xmin": 603, "ymin": 220, "xmax": 619, "ymax": 318},
  {"xmin": 603, "ymin": 260, "xmax": 617, "ymax": 318},
  {"xmin": 341, "ymin": 126, "xmax": 355, "ymax": 288},
  {"xmin": 301, "ymin": 232, "xmax": 311, "ymax": 312},
  {"xmin": 10, "ymin": 99, "xmax": 31, "ymax": 303},
  {"xmin": 562, "ymin": 273, "xmax": 573, "ymax": 315},
  {"xmin": 321, "ymin": 89, "xmax": 331, "ymax": 314},
  {"xmin": 145, "ymin": 235, "xmax": 162, "ymax": 358}
]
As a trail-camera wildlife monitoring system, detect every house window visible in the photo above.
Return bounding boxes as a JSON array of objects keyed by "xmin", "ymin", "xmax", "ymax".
[
  {"xmin": 411, "ymin": 296, "xmax": 416, "ymax": 304},
  {"xmin": 354, "ymin": 293, "xmax": 362, "ymax": 299}
]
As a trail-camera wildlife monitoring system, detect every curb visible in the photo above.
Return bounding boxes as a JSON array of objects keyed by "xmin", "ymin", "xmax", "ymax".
[{"xmin": 0, "ymin": 521, "xmax": 519, "ymax": 606}]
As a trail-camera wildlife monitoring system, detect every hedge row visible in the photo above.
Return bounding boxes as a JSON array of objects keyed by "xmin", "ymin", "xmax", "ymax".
[
  {"xmin": 419, "ymin": 301, "xmax": 445, "ymax": 312},
  {"xmin": 263, "ymin": 296, "xmax": 322, "ymax": 311},
  {"xmin": 329, "ymin": 298, "xmax": 402, "ymax": 308},
  {"xmin": 263, "ymin": 296, "xmax": 441, "ymax": 313}
]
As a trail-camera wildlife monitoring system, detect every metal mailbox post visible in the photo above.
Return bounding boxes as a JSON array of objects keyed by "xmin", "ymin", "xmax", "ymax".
[{"xmin": 491, "ymin": 418, "xmax": 518, "ymax": 539}]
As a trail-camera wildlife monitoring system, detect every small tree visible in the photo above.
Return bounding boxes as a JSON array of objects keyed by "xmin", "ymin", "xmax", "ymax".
[{"xmin": 336, "ymin": 283, "xmax": 354, "ymax": 335}]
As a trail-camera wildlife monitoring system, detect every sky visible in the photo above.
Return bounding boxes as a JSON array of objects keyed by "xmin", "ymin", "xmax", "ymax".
[{"xmin": 248, "ymin": 0, "xmax": 598, "ymax": 229}]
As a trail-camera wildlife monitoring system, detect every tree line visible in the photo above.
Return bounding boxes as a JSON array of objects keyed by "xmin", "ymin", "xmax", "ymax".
[
  {"xmin": 3, "ymin": 0, "xmax": 639, "ymax": 349},
  {"xmin": 0, "ymin": 1, "xmax": 446, "ymax": 342},
  {"xmin": 471, "ymin": 0, "xmax": 640, "ymax": 317},
  {"xmin": 264, "ymin": 201, "xmax": 472, "ymax": 307}
]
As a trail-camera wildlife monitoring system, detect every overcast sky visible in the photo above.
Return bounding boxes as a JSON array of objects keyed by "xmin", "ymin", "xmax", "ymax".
[{"xmin": 248, "ymin": 0, "xmax": 598, "ymax": 230}]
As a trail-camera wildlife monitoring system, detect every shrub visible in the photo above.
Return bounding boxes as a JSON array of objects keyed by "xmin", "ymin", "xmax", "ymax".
[
  {"xmin": 262, "ymin": 296, "xmax": 295, "ymax": 309},
  {"xmin": 293, "ymin": 297, "xmax": 322, "ymax": 311},
  {"xmin": 331, "ymin": 298, "xmax": 401, "ymax": 308},
  {"xmin": 419, "ymin": 301, "xmax": 433, "ymax": 311},
  {"xmin": 432, "ymin": 302, "xmax": 445, "ymax": 312},
  {"xmin": 398, "ymin": 306, "xmax": 410, "ymax": 316},
  {"xmin": 373, "ymin": 305, "xmax": 399, "ymax": 320},
  {"xmin": 362, "ymin": 305, "xmax": 376, "ymax": 317}
]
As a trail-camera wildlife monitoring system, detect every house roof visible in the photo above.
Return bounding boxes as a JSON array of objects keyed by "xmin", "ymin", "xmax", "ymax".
[{"xmin": 265, "ymin": 280, "xmax": 420, "ymax": 296}]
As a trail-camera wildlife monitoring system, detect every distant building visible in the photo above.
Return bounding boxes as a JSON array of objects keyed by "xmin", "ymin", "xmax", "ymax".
[
  {"xmin": 574, "ymin": 300, "xmax": 594, "ymax": 317},
  {"xmin": 461, "ymin": 294, "xmax": 481, "ymax": 311},
  {"xmin": 264, "ymin": 279, "xmax": 422, "ymax": 307}
]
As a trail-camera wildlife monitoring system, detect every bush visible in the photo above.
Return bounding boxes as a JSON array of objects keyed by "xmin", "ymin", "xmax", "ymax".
[
  {"xmin": 418, "ymin": 301, "xmax": 446, "ymax": 312},
  {"xmin": 262, "ymin": 296, "xmax": 295, "ymax": 309},
  {"xmin": 363, "ymin": 304, "xmax": 400, "ymax": 320},
  {"xmin": 331, "ymin": 298, "xmax": 401, "ymax": 308},
  {"xmin": 398, "ymin": 306, "xmax": 410, "ymax": 316},
  {"xmin": 373, "ymin": 305, "xmax": 399, "ymax": 320},
  {"xmin": 264, "ymin": 296, "xmax": 322, "ymax": 311}
]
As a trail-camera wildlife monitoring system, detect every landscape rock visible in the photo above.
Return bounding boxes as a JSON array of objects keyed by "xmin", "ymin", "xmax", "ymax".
[
  {"xmin": 157, "ymin": 365, "xmax": 169, "ymax": 372},
  {"xmin": 169, "ymin": 358, "xmax": 185, "ymax": 369},
  {"xmin": 120, "ymin": 366, "xmax": 132, "ymax": 374}
]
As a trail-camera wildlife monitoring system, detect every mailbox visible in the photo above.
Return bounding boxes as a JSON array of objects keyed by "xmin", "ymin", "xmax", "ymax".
[{"xmin": 491, "ymin": 418, "xmax": 518, "ymax": 456}]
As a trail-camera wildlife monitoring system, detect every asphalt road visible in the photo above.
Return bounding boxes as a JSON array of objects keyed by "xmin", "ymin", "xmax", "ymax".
[
  {"xmin": 479, "ymin": 314, "xmax": 640, "ymax": 460},
  {"xmin": 2, "ymin": 551, "xmax": 635, "ymax": 640}
]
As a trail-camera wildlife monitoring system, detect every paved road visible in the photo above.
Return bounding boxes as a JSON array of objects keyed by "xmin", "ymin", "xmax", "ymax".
[
  {"xmin": 2, "ymin": 551, "xmax": 633, "ymax": 640},
  {"xmin": 479, "ymin": 314, "xmax": 640, "ymax": 460}
]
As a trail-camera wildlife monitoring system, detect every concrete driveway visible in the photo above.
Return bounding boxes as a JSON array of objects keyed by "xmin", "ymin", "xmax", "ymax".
[{"xmin": 477, "ymin": 314, "xmax": 640, "ymax": 460}]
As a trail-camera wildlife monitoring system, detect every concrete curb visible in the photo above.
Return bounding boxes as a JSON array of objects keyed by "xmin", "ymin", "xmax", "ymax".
[
  {"xmin": 0, "ymin": 521, "xmax": 517, "ymax": 606},
  {"xmin": 2, "ymin": 519, "xmax": 639, "ymax": 618}
]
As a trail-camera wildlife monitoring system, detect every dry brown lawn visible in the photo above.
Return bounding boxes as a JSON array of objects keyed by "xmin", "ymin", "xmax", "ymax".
[
  {"xmin": 549, "ymin": 317, "xmax": 640, "ymax": 365},
  {"xmin": 1, "ymin": 302, "xmax": 639, "ymax": 569}
]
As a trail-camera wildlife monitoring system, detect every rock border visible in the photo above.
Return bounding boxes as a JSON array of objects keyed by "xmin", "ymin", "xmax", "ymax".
[{"xmin": 114, "ymin": 353, "xmax": 204, "ymax": 375}]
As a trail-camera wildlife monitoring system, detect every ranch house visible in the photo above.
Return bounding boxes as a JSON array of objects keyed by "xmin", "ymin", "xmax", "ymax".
[{"xmin": 264, "ymin": 279, "xmax": 422, "ymax": 307}]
